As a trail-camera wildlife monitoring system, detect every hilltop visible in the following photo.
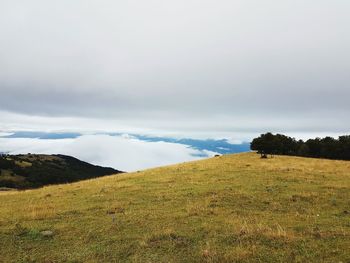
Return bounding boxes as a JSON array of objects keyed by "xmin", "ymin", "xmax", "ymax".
[
  {"xmin": 0, "ymin": 154, "xmax": 122, "ymax": 189},
  {"xmin": 0, "ymin": 153, "xmax": 349, "ymax": 262}
]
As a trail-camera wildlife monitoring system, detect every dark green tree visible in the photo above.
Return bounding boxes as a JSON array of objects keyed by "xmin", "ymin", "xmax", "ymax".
[{"xmin": 251, "ymin": 133, "xmax": 350, "ymax": 161}]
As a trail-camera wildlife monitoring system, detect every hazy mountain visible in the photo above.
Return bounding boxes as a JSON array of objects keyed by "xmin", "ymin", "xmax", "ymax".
[{"xmin": 0, "ymin": 154, "xmax": 122, "ymax": 189}]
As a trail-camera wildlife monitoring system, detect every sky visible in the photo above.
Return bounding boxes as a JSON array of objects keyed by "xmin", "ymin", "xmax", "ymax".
[{"xmin": 1, "ymin": 1, "xmax": 349, "ymax": 170}]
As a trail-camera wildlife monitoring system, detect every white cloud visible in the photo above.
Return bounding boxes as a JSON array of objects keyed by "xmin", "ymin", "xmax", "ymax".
[
  {"xmin": 0, "ymin": 134, "xmax": 217, "ymax": 171},
  {"xmin": 0, "ymin": 132, "xmax": 13, "ymax": 137}
]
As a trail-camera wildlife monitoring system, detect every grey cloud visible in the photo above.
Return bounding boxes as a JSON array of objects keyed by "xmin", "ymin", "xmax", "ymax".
[{"xmin": 0, "ymin": 0, "xmax": 349, "ymax": 134}]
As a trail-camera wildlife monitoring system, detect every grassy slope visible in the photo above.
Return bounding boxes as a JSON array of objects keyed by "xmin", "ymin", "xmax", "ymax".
[{"xmin": 0, "ymin": 153, "xmax": 349, "ymax": 262}]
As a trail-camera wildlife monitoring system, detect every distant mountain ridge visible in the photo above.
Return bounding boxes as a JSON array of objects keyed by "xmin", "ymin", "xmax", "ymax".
[
  {"xmin": 127, "ymin": 135, "xmax": 250, "ymax": 155},
  {"xmin": 1, "ymin": 131, "xmax": 250, "ymax": 155},
  {"xmin": 0, "ymin": 154, "xmax": 123, "ymax": 189},
  {"xmin": 3, "ymin": 131, "xmax": 81, "ymax": 140}
]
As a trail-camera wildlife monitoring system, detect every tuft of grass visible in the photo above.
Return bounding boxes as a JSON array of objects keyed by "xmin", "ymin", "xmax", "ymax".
[
  {"xmin": 0, "ymin": 152, "xmax": 349, "ymax": 262},
  {"xmin": 27, "ymin": 202, "xmax": 57, "ymax": 220}
]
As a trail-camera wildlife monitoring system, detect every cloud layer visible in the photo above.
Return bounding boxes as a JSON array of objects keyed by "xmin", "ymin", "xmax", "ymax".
[
  {"xmin": 0, "ymin": 1, "xmax": 349, "ymax": 135},
  {"xmin": 0, "ymin": 134, "xmax": 217, "ymax": 171}
]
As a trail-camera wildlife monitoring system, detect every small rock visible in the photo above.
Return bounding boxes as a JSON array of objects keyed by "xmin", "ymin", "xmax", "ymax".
[{"xmin": 40, "ymin": 230, "xmax": 54, "ymax": 237}]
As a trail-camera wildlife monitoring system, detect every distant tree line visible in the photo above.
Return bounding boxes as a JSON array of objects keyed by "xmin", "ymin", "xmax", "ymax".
[{"xmin": 251, "ymin": 132, "xmax": 350, "ymax": 160}]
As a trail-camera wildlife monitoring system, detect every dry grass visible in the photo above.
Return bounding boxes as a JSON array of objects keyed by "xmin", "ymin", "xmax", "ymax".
[
  {"xmin": 0, "ymin": 152, "xmax": 349, "ymax": 262},
  {"xmin": 14, "ymin": 160, "xmax": 32, "ymax": 168},
  {"xmin": 27, "ymin": 202, "xmax": 57, "ymax": 220}
]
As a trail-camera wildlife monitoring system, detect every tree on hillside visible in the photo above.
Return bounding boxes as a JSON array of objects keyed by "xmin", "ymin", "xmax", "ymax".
[
  {"xmin": 251, "ymin": 136, "xmax": 265, "ymax": 157},
  {"xmin": 250, "ymin": 133, "xmax": 350, "ymax": 161},
  {"xmin": 339, "ymin": 135, "xmax": 350, "ymax": 160},
  {"xmin": 305, "ymin": 138, "xmax": 322, "ymax": 158},
  {"xmin": 251, "ymin": 132, "xmax": 277, "ymax": 158}
]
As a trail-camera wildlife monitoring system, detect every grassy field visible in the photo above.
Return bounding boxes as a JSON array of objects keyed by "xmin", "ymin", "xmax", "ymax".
[{"xmin": 0, "ymin": 152, "xmax": 349, "ymax": 262}]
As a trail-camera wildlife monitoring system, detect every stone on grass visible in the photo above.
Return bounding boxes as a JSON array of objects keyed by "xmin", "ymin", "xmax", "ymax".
[{"xmin": 40, "ymin": 230, "xmax": 54, "ymax": 237}]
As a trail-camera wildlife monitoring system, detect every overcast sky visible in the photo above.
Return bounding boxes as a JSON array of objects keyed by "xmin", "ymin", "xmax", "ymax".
[{"xmin": 1, "ymin": 0, "xmax": 350, "ymax": 139}]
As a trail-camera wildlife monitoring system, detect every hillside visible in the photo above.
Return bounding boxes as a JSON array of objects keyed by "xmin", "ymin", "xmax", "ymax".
[
  {"xmin": 0, "ymin": 154, "xmax": 122, "ymax": 189},
  {"xmin": 0, "ymin": 152, "xmax": 349, "ymax": 262}
]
